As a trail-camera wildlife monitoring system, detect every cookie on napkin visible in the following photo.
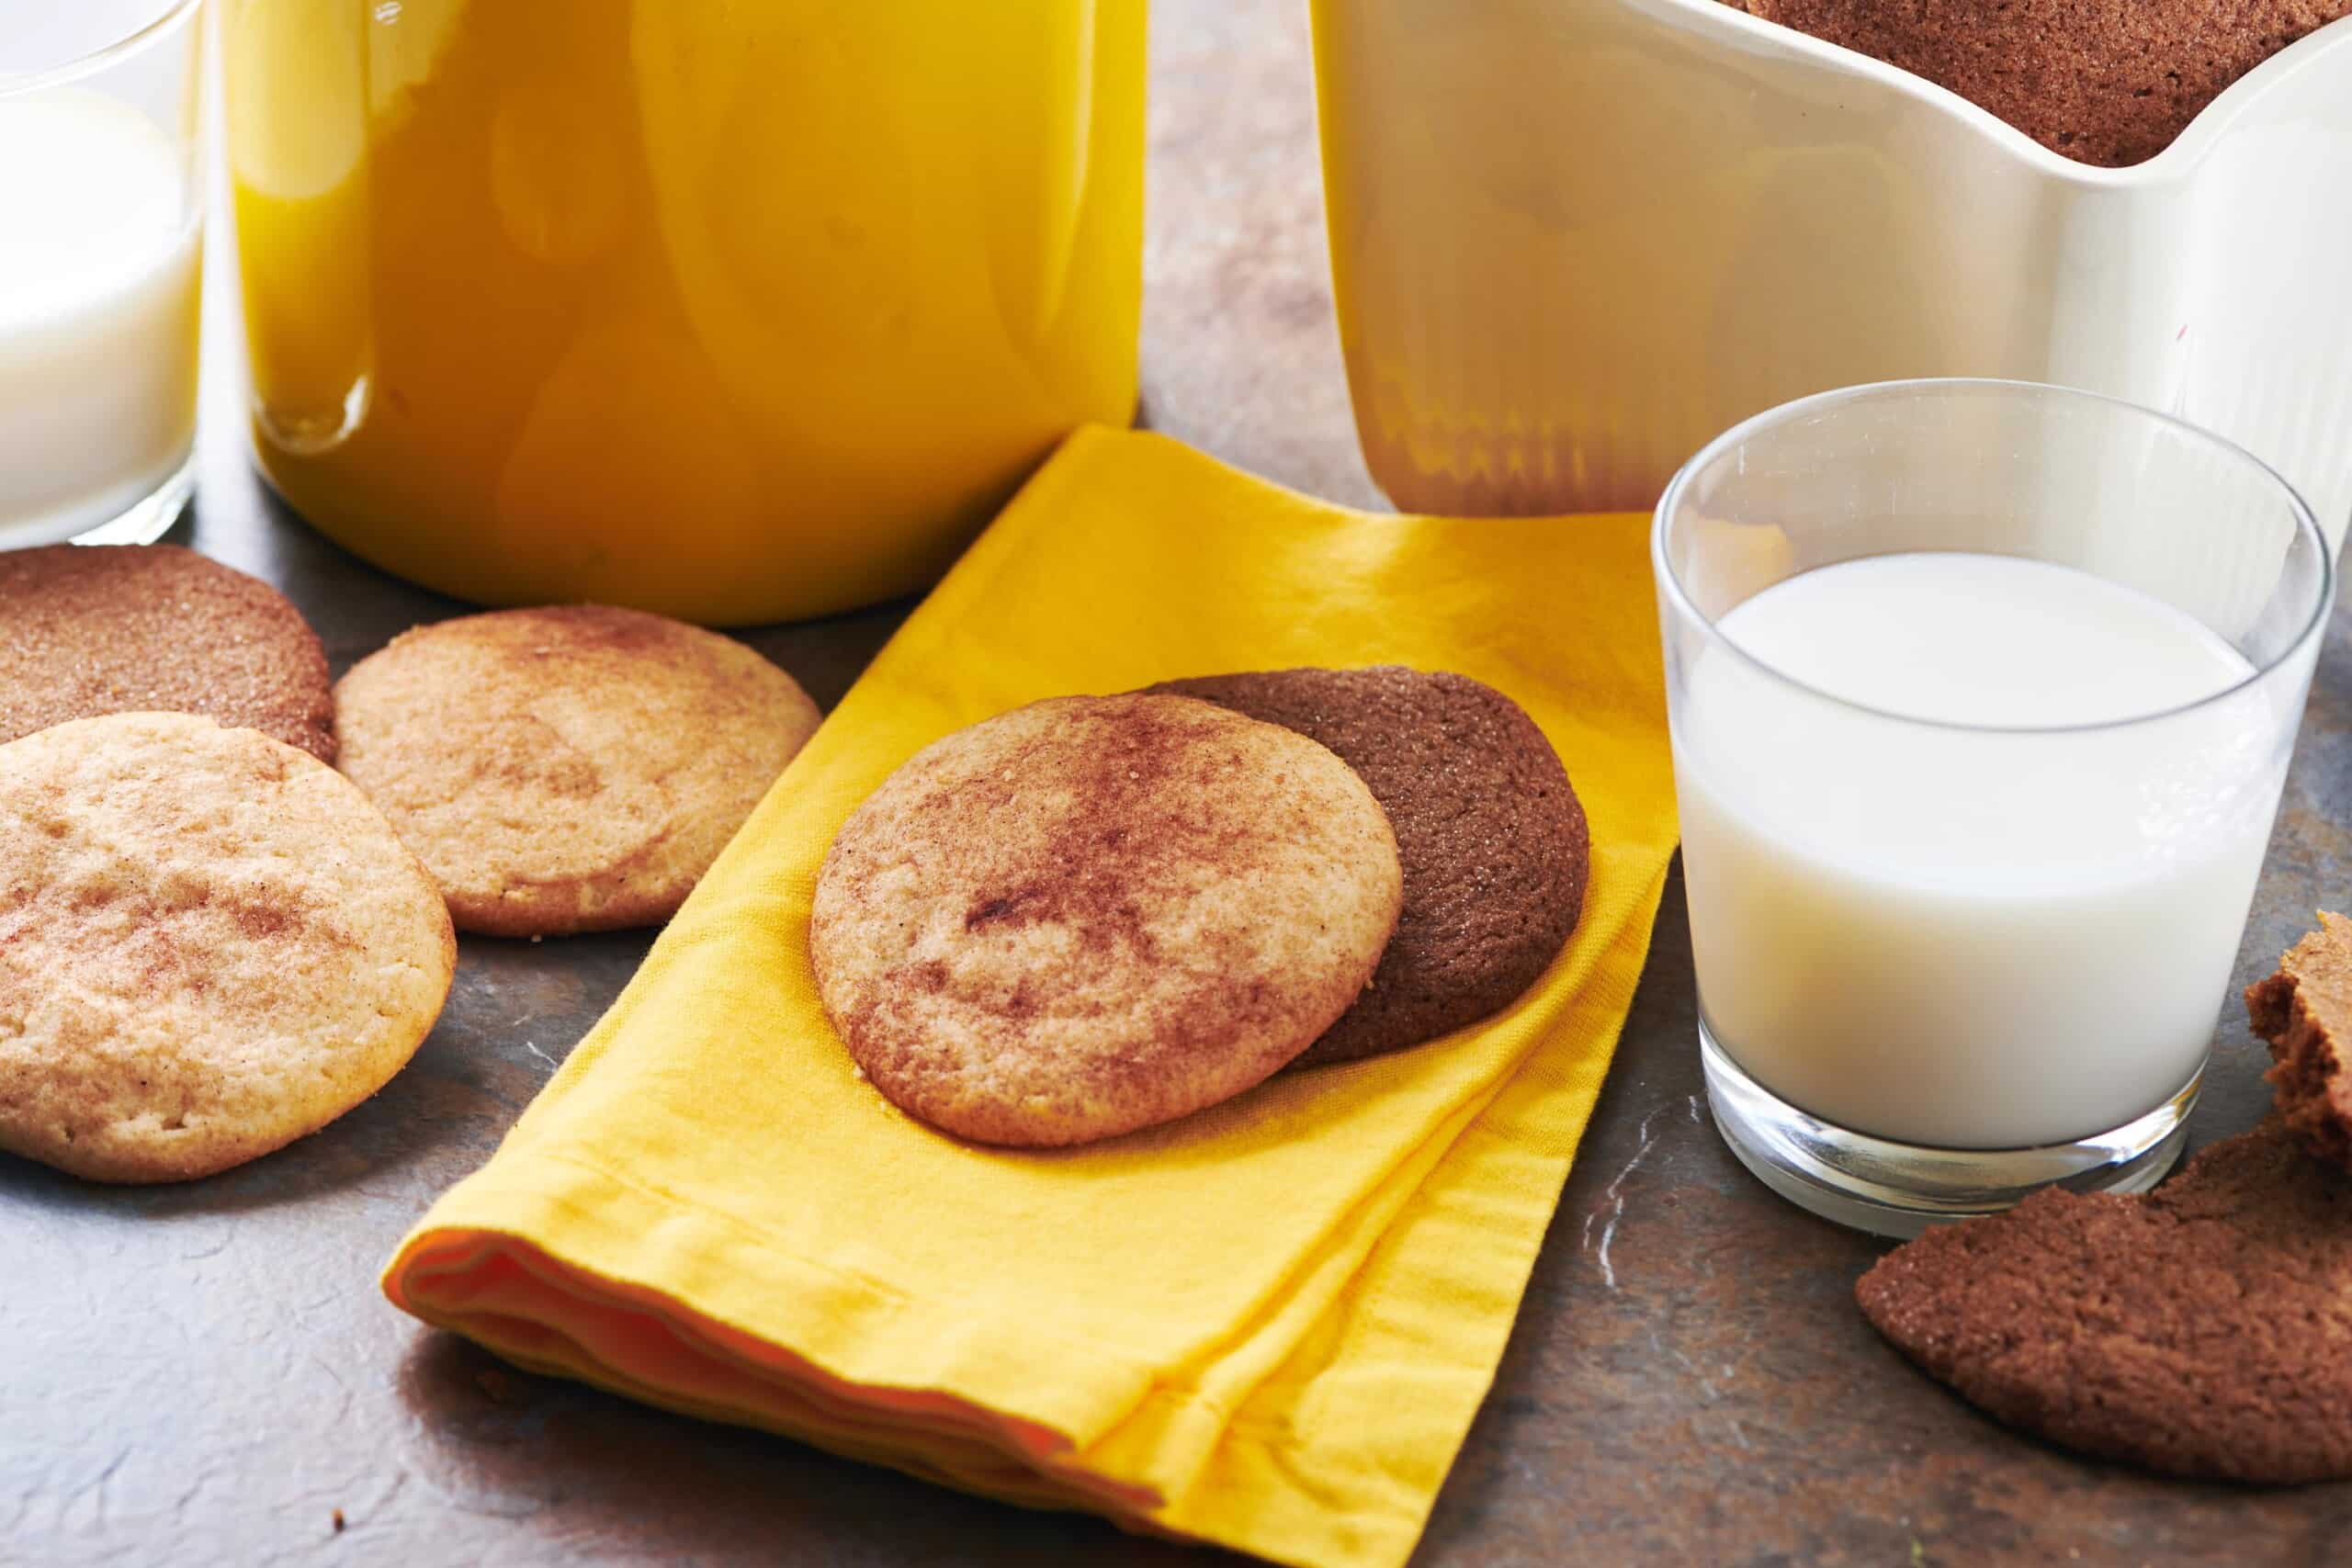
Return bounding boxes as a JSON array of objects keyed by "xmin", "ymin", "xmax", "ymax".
[
  {"xmin": 809, "ymin": 693, "xmax": 1404, "ymax": 1145},
  {"xmin": 334, "ymin": 605, "xmax": 821, "ymax": 937},
  {"xmin": 1149, "ymin": 667, "xmax": 1587, "ymax": 1066},
  {"xmin": 0, "ymin": 713, "xmax": 454, "ymax": 1183},
  {"xmin": 1857, "ymin": 1119, "xmax": 2352, "ymax": 1483},
  {"xmin": 0, "ymin": 543, "xmax": 336, "ymax": 761},
  {"xmin": 2246, "ymin": 911, "xmax": 2352, "ymax": 1175}
]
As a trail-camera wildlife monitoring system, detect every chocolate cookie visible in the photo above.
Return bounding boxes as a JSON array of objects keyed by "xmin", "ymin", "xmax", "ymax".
[
  {"xmin": 0, "ymin": 544, "xmax": 335, "ymax": 761},
  {"xmin": 1857, "ymin": 1120, "xmax": 2352, "ymax": 1483},
  {"xmin": 810, "ymin": 694, "xmax": 1402, "ymax": 1146},
  {"xmin": 2246, "ymin": 912, "xmax": 2352, "ymax": 1176},
  {"xmin": 1724, "ymin": 0, "xmax": 2352, "ymax": 168},
  {"xmin": 1147, "ymin": 667, "xmax": 1586, "ymax": 1066}
]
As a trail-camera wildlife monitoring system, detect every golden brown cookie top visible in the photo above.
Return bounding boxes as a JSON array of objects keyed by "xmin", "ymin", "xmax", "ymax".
[
  {"xmin": 809, "ymin": 694, "xmax": 1404, "ymax": 1146},
  {"xmin": 2246, "ymin": 911, "xmax": 2352, "ymax": 1174},
  {"xmin": 1857, "ymin": 1120, "xmax": 2352, "ymax": 1483},
  {"xmin": 0, "ymin": 544, "xmax": 335, "ymax": 761},
  {"xmin": 334, "ymin": 604, "xmax": 821, "ymax": 938},
  {"xmin": 0, "ymin": 713, "xmax": 454, "ymax": 1183}
]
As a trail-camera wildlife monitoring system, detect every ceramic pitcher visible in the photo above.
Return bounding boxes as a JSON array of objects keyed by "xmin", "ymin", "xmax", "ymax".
[{"xmin": 1314, "ymin": 0, "xmax": 2352, "ymax": 550}]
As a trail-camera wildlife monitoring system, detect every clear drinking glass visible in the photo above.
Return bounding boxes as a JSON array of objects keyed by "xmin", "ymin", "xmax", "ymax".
[
  {"xmin": 0, "ymin": 0, "xmax": 204, "ymax": 548},
  {"xmin": 1655, "ymin": 379, "xmax": 2333, "ymax": 1236}
]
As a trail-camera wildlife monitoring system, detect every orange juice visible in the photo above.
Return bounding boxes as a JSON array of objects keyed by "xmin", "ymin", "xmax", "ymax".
[{"xmin": 224, "ymin": 0, "xmax": 1144, "ymax": 625}]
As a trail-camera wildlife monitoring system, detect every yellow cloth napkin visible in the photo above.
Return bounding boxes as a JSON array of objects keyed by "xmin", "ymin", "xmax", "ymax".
[{"xmin": 382, "ymin": 429, "xmax": 1679, "ymax": 1568}]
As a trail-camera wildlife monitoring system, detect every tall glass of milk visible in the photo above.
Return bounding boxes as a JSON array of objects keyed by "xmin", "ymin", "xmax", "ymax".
[
  {"xmin": 1655, "ymin": 380, "xmax": 2333, "ymax": 1236},
  {"xmin": 0, "ymin": 0, "xmax": 204, "ymax": 549}
]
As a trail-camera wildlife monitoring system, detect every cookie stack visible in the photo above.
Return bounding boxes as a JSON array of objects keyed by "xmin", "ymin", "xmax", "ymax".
[
  {"xmin": 0, "ymin": 546, "xmax": 449, "ymax": 1183},
  {"xmin": 810, "ymin": 668, "xmax": 1588, "ymax": 1147},
  {"xmin": 0, "ymin": 546, "xmax": 824, "ymax": 1182},
  {"xmin": 1856, "ymin": 915, "xmax": 2352, "ymax": 1483}
]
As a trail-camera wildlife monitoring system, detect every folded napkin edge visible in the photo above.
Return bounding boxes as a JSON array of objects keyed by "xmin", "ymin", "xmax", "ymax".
[
  {"xmin": 379, "ymin": 1147, "xmax": 1468, "ymax": 1564},
  {"xmin": 383, "ymin": 1142, "xmax": 1172, "ymax": 1402},
  {"xmin": 382, "ymin": 1132, "xmax": 1514, "ymax": 1568}
]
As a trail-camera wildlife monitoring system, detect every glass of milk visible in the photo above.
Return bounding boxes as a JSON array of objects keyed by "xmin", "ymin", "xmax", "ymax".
[
  {"xmin": 1656, "ymin": 379, "xmax": 2334, "ymax": 1236},
  {"xmin": 0, "ymin": 0, "xmax": 205, "ymax": 548}
]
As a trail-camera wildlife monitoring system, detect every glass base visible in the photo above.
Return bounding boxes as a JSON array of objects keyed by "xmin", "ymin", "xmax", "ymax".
[
  {"xmin": 1701, "ymin": 1024, "xmax": 2196, "ymax": 1237},
  {"xmin": 69, "ymin": 453, "xmax": 195, "ymax": 546}
]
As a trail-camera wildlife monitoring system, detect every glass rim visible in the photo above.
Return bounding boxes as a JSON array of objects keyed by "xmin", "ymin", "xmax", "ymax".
[
  {"xmin": 1651, "ymin": 377, "xmax": 2335, "ymax": 738},
  {"xmin": 0, "ymin": 0, "xmax": 203, "ymax": 96}
]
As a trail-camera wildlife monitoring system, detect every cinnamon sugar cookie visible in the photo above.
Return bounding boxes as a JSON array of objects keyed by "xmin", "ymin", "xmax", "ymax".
[
  {"xmin": 334, "ymin": 605, "xmax": 820, "ymax": 936},
  {"xmin": 0, "ymin": 544, "xmax": 335, "ymax": 761},
  {"xmin": 0, "ymin": 713, "xmax": 453, "ymax": 1182},
  {"xmin": 809, "ymin": 694, "xmax": 1403, "ymax": 1146}
]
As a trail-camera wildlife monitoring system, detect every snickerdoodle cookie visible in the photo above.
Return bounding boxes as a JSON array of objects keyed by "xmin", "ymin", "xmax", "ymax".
[
  {"xmin": 0, "ymin": 544, "xmax": 335, "ymax": 761},
  {"xmin": 1150, "ymin": 667, "xmax": 1587, "ymax": 1066},
  {"xmin": 809, "ymin": 694, "xmax": 1403, "ymax": 1146},
  {"xmin": 334, "ymin": 605, "xmax": 820, "ymax": 937},
  {"xmin": 0, "ymin": 713, "xmax": 454, "ymax": 1183}
]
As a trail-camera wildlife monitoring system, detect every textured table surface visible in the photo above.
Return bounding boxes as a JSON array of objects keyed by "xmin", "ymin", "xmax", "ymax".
[{"xmin": 9, "ymin": 3, "xmax": 2352, "ymax": 1564}]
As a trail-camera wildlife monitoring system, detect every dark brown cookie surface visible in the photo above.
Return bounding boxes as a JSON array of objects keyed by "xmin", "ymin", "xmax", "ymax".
[
  {"xmin": 0, "ymin": 544, "xmax": 335, "ymax": 761},
  {"xmin": 1857, "ymin": 1120, "xmax": 2352, "ymax": 1484},
  {"xmin": 2247, "ymin": 912, "xmax": 2352, "ymax": 1176},
  {"xmin": 1148, "ymin": 667, "xmax": 1587, "ymax": 1066},
  {"xmin": 1724, "ymin": 0, "xmax": 2352, "ymax": 168}
]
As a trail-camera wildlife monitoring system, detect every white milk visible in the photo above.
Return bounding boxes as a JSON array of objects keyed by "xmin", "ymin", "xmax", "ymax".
[
  {"xmin": 1677, "ymin": 552, "xmax": 2293, "ymax": 1149},
  {"xmin": 0, "ymin": 88, "xmax": 201, "ymax": 547}
]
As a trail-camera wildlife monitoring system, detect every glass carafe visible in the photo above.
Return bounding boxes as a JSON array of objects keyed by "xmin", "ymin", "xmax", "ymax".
[{"xmin": 223, "ymin": 0, "xmax": 1144, "ymax": 624}]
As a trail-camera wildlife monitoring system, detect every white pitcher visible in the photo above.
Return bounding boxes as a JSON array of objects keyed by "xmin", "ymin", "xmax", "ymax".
[{"xmin": 1314, "ymin": 0, "xmax": 2352, "ymax": 548}]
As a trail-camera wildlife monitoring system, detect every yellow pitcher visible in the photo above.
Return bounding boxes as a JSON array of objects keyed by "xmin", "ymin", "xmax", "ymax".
[{"xmin": 224, "ymin": 0, "xmax": 1145, "ymax": 625}]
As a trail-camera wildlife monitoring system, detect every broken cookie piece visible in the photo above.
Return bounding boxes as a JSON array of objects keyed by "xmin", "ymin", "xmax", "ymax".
[
  {"xmin": 1858, "ymin": 1120, "xmax": 2352, "ymax": 1483},
  {"xmin": 2246, "ymin": 911, "xmax": 2352, "ymax": 1176}
]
